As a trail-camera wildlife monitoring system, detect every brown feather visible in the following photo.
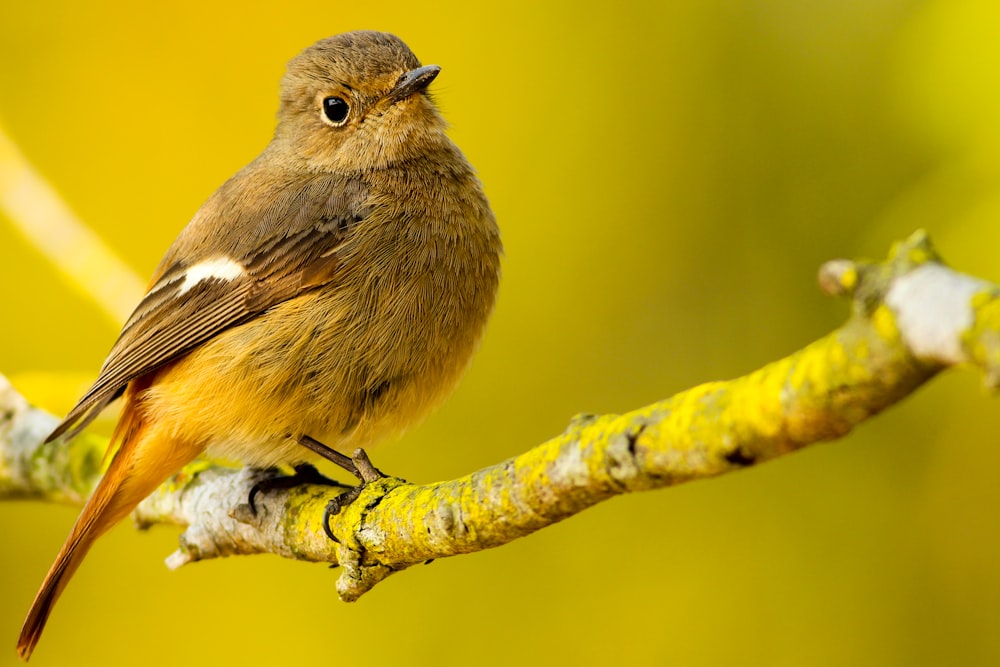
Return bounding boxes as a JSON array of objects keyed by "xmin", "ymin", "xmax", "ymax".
[{"xmin": 45, "ymin": 173, "xmax": 366, "ymax": 444}]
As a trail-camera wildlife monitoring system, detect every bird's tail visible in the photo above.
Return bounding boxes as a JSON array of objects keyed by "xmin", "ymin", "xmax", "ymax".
[{"xmin": 16, "ymin": 394, "xmax": 200, "ymax": 660}]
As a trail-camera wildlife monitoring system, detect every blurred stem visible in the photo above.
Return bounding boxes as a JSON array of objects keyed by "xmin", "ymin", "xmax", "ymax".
[
  {"xmin": 2, "ymin": 231, "xmax": 998, "ymax": 601},
  {"xmin": 0, "ymin": 122, "xmax": 144, "ymax": 326}
]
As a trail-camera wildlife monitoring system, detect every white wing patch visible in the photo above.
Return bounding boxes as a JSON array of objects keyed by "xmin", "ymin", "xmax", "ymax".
[{"xmin": 177, "ymin": 257, "xmax": 246, "ymax": 295}]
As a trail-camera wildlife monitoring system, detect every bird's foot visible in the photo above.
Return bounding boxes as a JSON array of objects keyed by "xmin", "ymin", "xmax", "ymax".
[
  {"xmin": 247, "ymin": 462, "xmax": 351, "ymax": 515},
  {"xmin": 297, "ymin": 436, "xmax": 386, "ymax": 542}
]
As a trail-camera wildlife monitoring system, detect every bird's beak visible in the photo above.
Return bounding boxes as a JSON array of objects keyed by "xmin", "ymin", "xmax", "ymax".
[{"xmin": 389, "ymin": 65, "xmax": 441, "ymax": 103}]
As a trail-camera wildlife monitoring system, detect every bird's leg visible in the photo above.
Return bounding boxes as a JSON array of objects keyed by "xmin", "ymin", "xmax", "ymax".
[
  {"xmin": 247, "ymin": 463, "xmax": 352, "ymax": 515},
  {"xmin": 296, "ymin": 435, "xmax": 362, "ymax": 478},
  {"xmin": 297, "ymin": 435, "xmax": 386, "ymax": 541}
]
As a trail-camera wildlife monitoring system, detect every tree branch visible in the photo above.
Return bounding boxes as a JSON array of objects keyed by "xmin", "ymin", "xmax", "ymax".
[{"xmin": 2, "ymin": 231, "xmax": 997, "ymax": 602}]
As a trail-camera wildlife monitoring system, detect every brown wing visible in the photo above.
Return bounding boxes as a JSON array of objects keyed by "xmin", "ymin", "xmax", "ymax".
[{"xmin": 48, "ymin": 171, "xmax": 368, "ymax": 442}]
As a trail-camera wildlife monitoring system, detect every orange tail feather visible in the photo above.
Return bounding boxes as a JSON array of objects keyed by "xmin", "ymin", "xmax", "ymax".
[{"xmin": 17, "ymin": 395, "xmax": 202, "ymax": 660}]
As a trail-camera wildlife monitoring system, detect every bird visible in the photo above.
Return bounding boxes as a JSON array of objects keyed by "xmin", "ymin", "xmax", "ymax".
[{"xmin": 16, "ymin": 30, "xmax": 502, "ymax": 660}]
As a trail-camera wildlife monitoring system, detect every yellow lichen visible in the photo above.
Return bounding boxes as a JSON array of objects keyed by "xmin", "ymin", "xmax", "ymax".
[
  {"xmin": 840, "ymin": 265, "xmax": 858, "ymax": 292},
  {"xmin": 871, "ymin": 305, "xmax": 900, "ymax": 342}
]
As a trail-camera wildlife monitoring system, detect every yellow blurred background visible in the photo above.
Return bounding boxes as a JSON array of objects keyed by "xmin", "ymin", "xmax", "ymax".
[{"xmin": 2, "ymin": 1, "xmax": 1000, "ymax": 665}]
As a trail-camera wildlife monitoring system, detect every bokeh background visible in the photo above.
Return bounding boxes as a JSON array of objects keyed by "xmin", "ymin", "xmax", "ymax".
[{"xmin": 2, "ymin": 1, "xmax": 1000, "ymax": 665}]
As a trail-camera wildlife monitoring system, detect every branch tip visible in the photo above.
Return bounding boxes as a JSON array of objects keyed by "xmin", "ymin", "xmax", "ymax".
[
  {"xmin": 889, "ymin": 228, "xmax": 943, "ymax": 271},
  {"xmin": 818, "ymin": 259, "xmax": 858, "ymax": 297},
  {"xmin": 165, "ymin": 550, "xmax": 192, "ymax": 570}
]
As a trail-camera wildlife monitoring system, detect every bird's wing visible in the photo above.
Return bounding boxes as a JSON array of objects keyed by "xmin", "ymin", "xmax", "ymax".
[{"xmin": 48, "ymin": 173, "xmax": 369, "ymax": 442}]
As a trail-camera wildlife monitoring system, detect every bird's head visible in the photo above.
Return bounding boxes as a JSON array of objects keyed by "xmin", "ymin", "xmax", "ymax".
[{"xmin": 273, "ymin": 31, "xmax": 448, "ymax": 173}]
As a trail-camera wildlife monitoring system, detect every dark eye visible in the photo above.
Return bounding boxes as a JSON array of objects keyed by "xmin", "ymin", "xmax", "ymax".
[{"xmin": 322, "ymin": 97, "xmax": 349, "ymax": 124}]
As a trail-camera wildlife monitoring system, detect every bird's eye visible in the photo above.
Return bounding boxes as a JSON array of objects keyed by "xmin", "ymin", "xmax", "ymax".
[{"xmin": 322, "ymin": 97, "xmax": 350, "ymax": 125}]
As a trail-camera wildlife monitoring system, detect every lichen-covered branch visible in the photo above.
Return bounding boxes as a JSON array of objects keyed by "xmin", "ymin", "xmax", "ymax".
[
  {"xmin": 0, "ymin": 382, "xmax": 105, "ymax": 506},
  {"xmin": 2, "ymin": 231, "xmax": 997, "ymax": 601}
]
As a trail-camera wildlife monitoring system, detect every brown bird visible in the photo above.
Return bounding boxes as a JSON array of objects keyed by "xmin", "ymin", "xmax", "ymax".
[{"xmin": 17, "ymin": 30, "xmax": 501, "ymax": 660}]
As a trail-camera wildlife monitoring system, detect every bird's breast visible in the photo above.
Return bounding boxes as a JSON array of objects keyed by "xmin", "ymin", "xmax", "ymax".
[{"xmin": 150, "ymin": 164, "xmax": 501, "ymax": 467}]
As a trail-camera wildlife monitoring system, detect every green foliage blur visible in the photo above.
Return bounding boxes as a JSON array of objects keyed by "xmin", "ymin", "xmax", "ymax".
[{"xmin": 2, "ymin": 1, "xmax": 999, "ymax": 665}]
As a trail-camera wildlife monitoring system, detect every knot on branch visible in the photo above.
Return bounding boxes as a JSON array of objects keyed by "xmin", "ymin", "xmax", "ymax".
[{"xmin": 325, "ymin": 474, "xmax": 413, "ymax": 601}]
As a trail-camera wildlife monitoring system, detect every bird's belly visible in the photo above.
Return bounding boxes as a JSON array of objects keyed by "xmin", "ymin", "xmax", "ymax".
[{"xmin": 140, "ymin": 284, "xmax": 479, "ymax": 468}]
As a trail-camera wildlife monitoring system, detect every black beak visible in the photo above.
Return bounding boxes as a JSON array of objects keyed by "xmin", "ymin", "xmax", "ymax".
[{"xmin": 389, "ymin": 65, "xmax": 441, "ymax": 102}]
